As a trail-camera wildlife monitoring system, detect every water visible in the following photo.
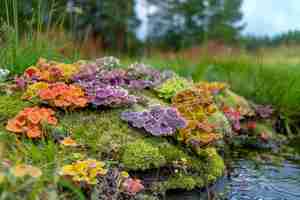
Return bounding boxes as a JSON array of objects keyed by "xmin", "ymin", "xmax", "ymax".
[{"xmin": 166, "ymin": 159, "xmax": 300, "ymax": 200}]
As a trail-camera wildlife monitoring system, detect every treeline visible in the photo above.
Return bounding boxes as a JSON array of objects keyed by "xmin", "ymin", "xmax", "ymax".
[
  {"xmin": 0, "ymin": 0, "xmax": 244, "ymax": 53},
  {"xmin": 146, "ymin": 0, "xmax": 244, "ymax": 50},
  {"xmin": 242, "ymin": 30, "xmax": 300, "ymax": 50},
  {"xmin": 1, "ymin": 0, "xmax": 300, "ymax": 54}
]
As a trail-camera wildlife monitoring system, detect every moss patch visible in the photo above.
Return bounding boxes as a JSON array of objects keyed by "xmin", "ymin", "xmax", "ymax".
[
  {"xmin": 121, "ymin": 137, "xmax": 225, "ymax": 191},
  {"xmin": 0, "ymin": 94, "xmax": 32, "ymax": 121},
  {"xmin": 161, "ymin": 175, "xmax": 202, "ymax": 191},
  {"xmin": 121, "ymin": 139, "xmax": 167, "ymax": 170},
  {"xmin": 155, "ymin": 147, "xmax": 225, "ymax": 192},
  {"xmin": 59, "ymin": 108, "xmax": 144, "ymax": 157}
]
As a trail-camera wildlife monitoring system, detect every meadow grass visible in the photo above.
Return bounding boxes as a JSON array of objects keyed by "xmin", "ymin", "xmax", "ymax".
[
  {"xmin": 0, "ymin": 25, "xmax": 81, "ymax": 75},
  {"xmin": 0, "ymin": 0, "xmax": 81, "ymax": 75},
  {"xmin": 202, "ymin": 57, "xmax": 300, "ymax": 118}
]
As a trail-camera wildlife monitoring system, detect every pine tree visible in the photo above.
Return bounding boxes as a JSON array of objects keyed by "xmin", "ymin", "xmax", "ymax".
[
  {"xmin": 146, "ymin": 0, "xmax": 244, "ymax": 49},
  {"xmin": 146, "ymin": 0, "xmax": 207, "ymax": 50},
  {"xmin": 0, "ymin": 0, "xmax": 141, "ymax": 53},
  {"xmin": 70, "ymin": 0, "xmax": 140, "ymax": 52},
  {"xmin": 205, "ymin": 0, "xmax": 244, "ymax": 42}
]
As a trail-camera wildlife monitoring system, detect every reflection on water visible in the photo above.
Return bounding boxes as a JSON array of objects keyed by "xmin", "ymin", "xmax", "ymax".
[{"xmin": 166, "ymin": 159, "xmax": 300, "ymax": 200}]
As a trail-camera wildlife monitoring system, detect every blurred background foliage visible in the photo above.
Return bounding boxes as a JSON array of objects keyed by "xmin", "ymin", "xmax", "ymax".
[{"xmin": 1, "ymin": 0, "xmax": 300, "ymax": 55}]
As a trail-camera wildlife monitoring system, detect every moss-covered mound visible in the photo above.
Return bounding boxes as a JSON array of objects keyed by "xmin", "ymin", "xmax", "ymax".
[{"xmin": 0, "ymin": 57, "xmax": 284, "ymax": 199}]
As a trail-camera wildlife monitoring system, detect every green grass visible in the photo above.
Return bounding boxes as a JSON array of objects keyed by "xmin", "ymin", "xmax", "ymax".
[
  {"xmin": 0, "ymin": 0, "xmax": 81, "ymax": 75},
  {"xmin": 202, "ymin": 57, "xmax": 300, "ymax": 118}
]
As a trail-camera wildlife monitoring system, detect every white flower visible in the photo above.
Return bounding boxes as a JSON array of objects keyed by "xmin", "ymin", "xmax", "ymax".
[{"xmin": 0, "ymin": 68, "xmax": 10, "ymax": 82}]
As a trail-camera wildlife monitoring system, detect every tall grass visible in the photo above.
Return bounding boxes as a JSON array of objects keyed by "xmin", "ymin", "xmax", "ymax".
[
  {"xmin": 201, "ymin": 56, "xmax": 300, "ymax": 122},
  {"xmin": 0, "ymin": 0, "xmax": 80, "ymax": 74}
]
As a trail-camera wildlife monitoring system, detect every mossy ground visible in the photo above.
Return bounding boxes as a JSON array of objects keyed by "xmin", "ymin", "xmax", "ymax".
[{"xmin": 0, "ymin": 93, "xmax": 32, "ymax": 126}]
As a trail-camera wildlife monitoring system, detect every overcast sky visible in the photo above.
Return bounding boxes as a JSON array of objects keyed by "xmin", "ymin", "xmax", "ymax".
[
  {"xmin": 242, "ymin": 0, "xmax": 300, "ymax": 36},
  {"xmin": 136, "ymin": 0, "xmax": 300, "ymax": 38}
]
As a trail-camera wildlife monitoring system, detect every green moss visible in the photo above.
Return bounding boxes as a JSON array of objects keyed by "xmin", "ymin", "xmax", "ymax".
[
  {"xmin": 60, "ymin": 109, "xmax": 143, "ymax": 157},
  {"xmin": 252, "ymin": 122, "xmax": 274, "ymax": 137},
  {"xmin": 121, "ymin": 137, "xmax": 198, "ymax": 170},
  {"xmin": 0, "ymin": 94, "xmax": 32, "ymax": 121},
  {"xmin": 155, "ymin": 147, "xmax": 225, "ymax": 192},
  {"xmin": 60, "ymin": 109, "xmax": 193, "ymax": 172},
  {"xmin": 121, "ymin": 139, "xmax": 166, "ymax": 170},
  {"xmin": 121, "ymin": 136, "xmax": 225, "ymax": 191},
  {"xmin": 154, "ymin": 76, "xmax": 192, "ymax": 100},
  {"xmin": 203, "ymin": 148, "xmax": 225, "ymax": 182},
  {"xmin": 143, "ymin": 137, "xmax": 189, "ymax": 162},
  {"xmin": 161, "ymin": 175, "xmax": 202, "ymax": 191},
  {"xmin": 192, "ymin": 147, "xmax": 225, "ymax": 179}
]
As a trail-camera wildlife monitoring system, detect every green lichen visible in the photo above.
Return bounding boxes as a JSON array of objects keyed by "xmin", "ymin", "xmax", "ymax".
[{"xmin": 155, "ymin": 76, "xmax": 192, "ymax": 100}]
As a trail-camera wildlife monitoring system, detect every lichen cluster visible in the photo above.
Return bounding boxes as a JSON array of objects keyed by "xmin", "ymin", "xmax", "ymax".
[
  {"xmin": 6, "ymin": 106, "xmax": 57, "ymax": 138},
  {"xmin": 154, "ymin": 75, "xmax": 192, "ymax": 100},
  {"xmin": 121, "ymin": 106, "xmax": 186, "ymax": 136},
  {"xmin": 60, "ymin": 159, "xmax": 107, "ymax": 185},
  {"xmin": 171, "ymin": 82, "xmax": 225, "ymax": 148},
  {"xmin": 19, "ymin": 58, "xmax": 81, "ymax": 84}
]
